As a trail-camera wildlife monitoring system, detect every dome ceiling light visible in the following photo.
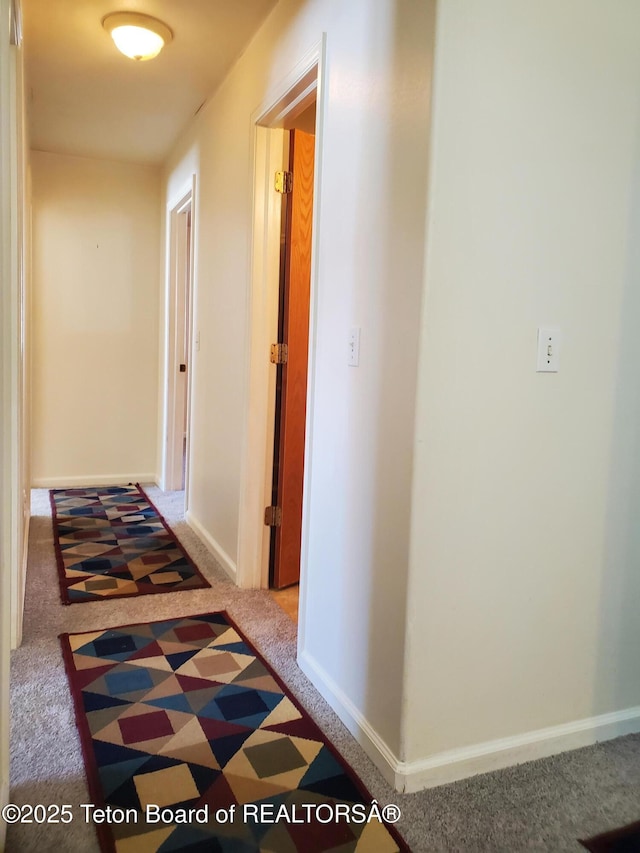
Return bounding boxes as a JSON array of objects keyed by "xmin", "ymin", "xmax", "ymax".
[{"xmin": 102, "ymin": 12, "xmax": 173, "ymax": 61}]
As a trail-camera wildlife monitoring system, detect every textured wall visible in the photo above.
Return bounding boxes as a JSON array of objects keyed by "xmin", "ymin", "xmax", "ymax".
[
  {"xmin": 31, "ymin": 151, "xmax": 161, "ymax": 485},
  {"xmin": 406, "ymin": 0, "xmax": 640, "ymax": 768},
  {"xmin": 162, "ymin": 0, "xmax": 436, "ymax": 758}
]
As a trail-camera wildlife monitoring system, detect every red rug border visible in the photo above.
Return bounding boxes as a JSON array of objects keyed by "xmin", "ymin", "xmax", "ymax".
[
  {"xmin": 49, "ymin": 483, "xmax": 210, "ymax": 605},
  {"xmin": 59, "ymin": 610, "xmax": 410, "ymax": 853}
]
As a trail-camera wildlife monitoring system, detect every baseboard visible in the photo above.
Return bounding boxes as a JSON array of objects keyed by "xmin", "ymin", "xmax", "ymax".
[
  {"xmin": 298, "ymin": 648, "xmax": 640, "ymax": 794},
  {"xmin": 398, "ymin": 704, "xmax": 640, "ymax": 792},
  {"xmin": 10, "ymin": 508, "xmax": 30, "ymax": 650},
  {"xmin": 297, "ymin": 648, "xmax": 399, "ymax": 788},
  {"xmin": 185, "ymin": 510, "xmax": 237, "ymax": 583},
  {"xmin": 31, "ymin": 473, "xmax": 158, "ymax": 488}
]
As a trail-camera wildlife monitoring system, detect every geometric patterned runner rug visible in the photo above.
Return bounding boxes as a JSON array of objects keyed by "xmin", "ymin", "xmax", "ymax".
[
  {"xmin": 60, "ymin": 612, "xmax": 408, "ymax": 852},
  {"xmin": 51, "ymin": 485, "xmax": 210, "ymax": 604}
]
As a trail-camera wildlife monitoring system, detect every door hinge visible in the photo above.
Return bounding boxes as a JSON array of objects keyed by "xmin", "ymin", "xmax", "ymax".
[
  {"xmin": 179, "ymin": 363, "xmax": 186, "ymax": 373},
  {"xmin": 264, "ymin": 505, "xmax": 282, "ymax": 527},
  {"xmin": 275, "ymin": 170, "xmax": 293, "ymax": 194},
  {"xmin": 270, "ymin": 343, "xmax": 288, "ymax": 364}
]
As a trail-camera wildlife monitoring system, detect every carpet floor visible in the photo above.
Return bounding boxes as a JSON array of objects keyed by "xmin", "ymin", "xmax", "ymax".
[{"xmin": 8, "ymin": 487, "xmax": 640, "ymax": 852}]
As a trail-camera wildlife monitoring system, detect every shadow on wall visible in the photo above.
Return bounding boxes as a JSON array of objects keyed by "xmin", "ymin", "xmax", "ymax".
[
  {"xmin": 596, "ymin": 126, "xmax": 640, "ymax": 724},
  {"xmin": 338, "ymin": 0, "xmax": 436, "ymax": 757}
]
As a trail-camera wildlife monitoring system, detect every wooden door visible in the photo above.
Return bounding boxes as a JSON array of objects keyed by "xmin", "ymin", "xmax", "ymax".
[{"xmin": 271, "ymin": 129, "xmax": 315, "ymax": 588}]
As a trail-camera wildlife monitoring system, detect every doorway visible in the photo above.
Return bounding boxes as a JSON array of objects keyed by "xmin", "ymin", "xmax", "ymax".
[
  {"xmin": 269, "ymin": 107, "xmax": 316, "ymax": 598},
  {"xmin": 237, "ymin": 38, "xmax": 325, "ymax": 659},
  {"xmin": 268, "ymin": 104, "xmax": 316, "ymax": 625},
  {"xmin": 163, "ymin": 185, "xmax": 195, "ymax": 500}
]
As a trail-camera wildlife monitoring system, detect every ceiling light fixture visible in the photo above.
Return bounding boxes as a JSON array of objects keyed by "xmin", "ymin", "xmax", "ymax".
[{"xmin": 102, "ymin": 12, "xmax": 173, "ymax": 61}]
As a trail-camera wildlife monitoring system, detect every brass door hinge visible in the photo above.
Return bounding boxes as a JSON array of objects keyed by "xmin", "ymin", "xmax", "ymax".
[
  {"xmin": 270, "ymin": 343, "xmax": 288, "ymax": 364},
  {"xmin": 264, "ymin": 506, "xmax": 282, "ymax": 527},
  {"xmin": 275, "ymin": 170, "xmax": 293, "ymax": 194}
]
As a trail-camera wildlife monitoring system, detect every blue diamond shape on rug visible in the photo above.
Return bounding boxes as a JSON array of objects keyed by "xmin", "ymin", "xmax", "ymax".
[
  {"xmin": 93, "ymin": 634, "xmax": 137, "ymax": 657},
  {"xmin": 207, "ymin": 731, "xmax": 254, "ymax": 768},
  {"xmin": 99, "ymin": 756, "xmax": 151, "ymax": 798},
  {"xmin": 105, "ymin": 668, "xmax": 154, "ymax": 695},
  {"xmin": 66, "ymin": 506, "xmax": 106, "ymax": 517},
  {"xmin": 146, "ymin": 693, "xmax": 194, "ymax": 714},
  {"xmin": 78, "ymin": 631, "xmax": 158, "ymax": 662},
  {"xmin": 92, "ymin": 740, "xmax": 152, "ymax": 769},
  {"xmin": 120, "ymin": 525, "xmax": 159, "ymax": 536},
  {"xmin": 150, "ymin": 619, "xmax": 191, "ymax": 638},
  {"xmin": 298, "ymin": 746, "xmax": 344, "ymax": 788},
  {"xmin": 82, "ymin": 691, "xmax": 131, "ymax": 713},
  {"xmin": 70, "ymin": 556, "xmax": 129, "ymax": 574},
  {"xmin": 187, "ymin": 763, "xmax": 221, "ymax": 796},
  {"xmin": 300, "ymin": 762, "xmax": 362, "ymax": 803},
  {"xmin": 199, "ymin": 686, "xmax": 282, "ymax": 727},
  {"xmin": 214, "ymin": 642, "xmax": 251, "ymax": 654}
]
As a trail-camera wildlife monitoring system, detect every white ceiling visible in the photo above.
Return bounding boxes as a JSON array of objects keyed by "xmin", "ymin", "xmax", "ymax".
[{"xmin": 22, "ymin": 0, "xmax": 277, "ymax": 165}]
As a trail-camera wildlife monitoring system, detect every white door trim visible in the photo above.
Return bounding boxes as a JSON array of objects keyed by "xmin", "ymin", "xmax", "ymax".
[
  {"xmin": 161, "ymin": 178, "xmax": 196, "ymax": 499},
  {"xmin": 236, "ymin": 32, "xmax": 326, "ymax": 660}
]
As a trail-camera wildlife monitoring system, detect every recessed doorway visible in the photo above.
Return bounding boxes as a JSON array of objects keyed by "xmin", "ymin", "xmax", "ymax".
[
  {"xmin": 163, "ymin": 183, "xmax": 195, "ymax": 502},
  {"xmin": 238, "ymin": 38, "xmax": 325, "ymax": 656},
  {"xmin": 268, "ymin": 102, "xmax": 316, "ymax": 622}
]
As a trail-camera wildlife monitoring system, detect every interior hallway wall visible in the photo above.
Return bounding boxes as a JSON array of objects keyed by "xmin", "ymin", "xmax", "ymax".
[
  {"xmin": 31, "ymin": 151, "xmax": 161, "ymax": 486},
  {"xmin": 0, "ymin": 0, "xmax": 29, "ymax": 833},
  {"xmin": 404, "ymin": 0, "xmax": 640, "ymax": 787},
  {"xmin": 162, "ymin": 0, "xmax": 435, "ymax": 762}
]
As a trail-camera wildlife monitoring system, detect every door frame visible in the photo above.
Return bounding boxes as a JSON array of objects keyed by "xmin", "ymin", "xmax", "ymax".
[
  {"xmin": 237, "ymin": 36, "xmax": 326, "ymax": 626},
  {"xmin": 161, "ymin": 178, "xmax": 196, "ymax": 503},
  {"xmin": 271, "ymin": 127, "xmax": 316, "ymax": 590}
]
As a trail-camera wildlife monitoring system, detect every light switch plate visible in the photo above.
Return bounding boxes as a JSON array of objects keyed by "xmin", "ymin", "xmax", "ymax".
[
  {"xmin": 536, "ymin": 327, "xmax": 561, "ymax": 372},
  {"xmin": 348, "ymin": 327, "xmax": 360, "ymax": 367}
]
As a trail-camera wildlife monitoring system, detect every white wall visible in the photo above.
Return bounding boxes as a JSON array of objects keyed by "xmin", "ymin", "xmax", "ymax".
[
  {"xmin": 404, "ymin": 0, "xmax": 640, "ymax": 787},
  {"xmin": 14, "ymin": 0, "xmax": 30, "ymax": 651},
  {"xmin": 1, "ymin": 0, "xmax": 29, "ymax": 835},
  {"xmin": 31, "ymin": 152, "xmax": 161, "ymax": 486},
  {"xmin": 162, "ymin": 0, "xmax": 435, "ymax": 761},
  {"xmin": 1, "ymin": 0, "xmax": 12, "ymax": 838}
]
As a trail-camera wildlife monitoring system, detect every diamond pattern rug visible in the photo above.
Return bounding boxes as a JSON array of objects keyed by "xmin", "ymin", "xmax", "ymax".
[
  {"xmin": 61, "ymin": 612, "xmax": 408, "ymax": 852},
  {"xmin": 51, "ymin": 485, "xmax": 210, "ymax": 604}
]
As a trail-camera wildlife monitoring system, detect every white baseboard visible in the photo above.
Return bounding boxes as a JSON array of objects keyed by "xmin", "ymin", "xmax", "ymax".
[
  {"xmin": 298, "ymin": 648, "xmax": 640, "ymax": 793},
  {"xmin": 297, "ymin": 648, "xmax": 399, "ymax": 788},
  {"xmin": 185, "ymin": 510, "xmax": 237, "ymax": 583},
  {"xmin": 10, "ymin": 508, "xmax": 30, "ymax": 650},
  {"xmin": 31, "ymin": 474, "xmax": 158, "ymax": 488},
  {"xmin": 398, "ymin": 704, "xmax": 640, "ymax": 792}
]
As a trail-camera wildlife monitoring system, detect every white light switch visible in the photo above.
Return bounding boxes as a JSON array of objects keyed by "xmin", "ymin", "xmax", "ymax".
[
  {"xmin": 348, "ymin": 327, "xmax": 360, "ymax": 367},
  {"xmin": 536, "ymin": 327, "xmax": 561, "ymax": 372}
]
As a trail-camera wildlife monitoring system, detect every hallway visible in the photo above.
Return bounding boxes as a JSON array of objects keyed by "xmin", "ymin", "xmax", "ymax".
[
  {"xmin": 5, "ymin": 3, "xmax": 640, "ymax": 848},
  {"xmin": 8, "ymin": 488, "xmax": 640, "ymax": 851},
  {"xmin": 8, "ymin": 487, "xmax": 403, "ymax": 850}
]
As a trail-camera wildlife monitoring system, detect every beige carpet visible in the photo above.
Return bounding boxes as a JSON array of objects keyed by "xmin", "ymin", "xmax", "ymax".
[{"xmin": 8, "ymin": 487, "xmax": 640, "ymax": 852}]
